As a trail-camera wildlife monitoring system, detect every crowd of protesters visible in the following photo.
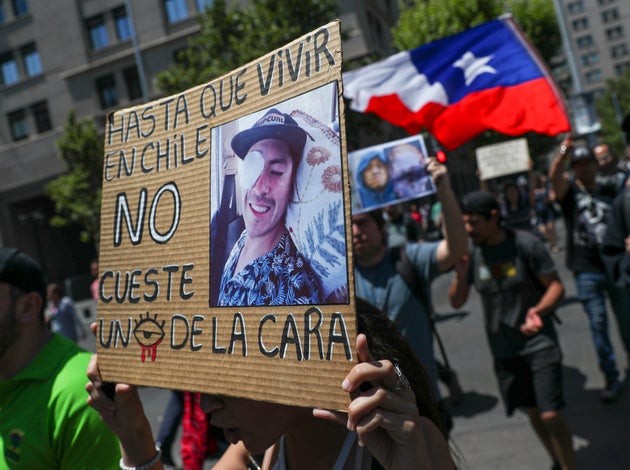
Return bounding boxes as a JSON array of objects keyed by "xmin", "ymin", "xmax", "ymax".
[{"xmin": 4, "ymin": 124, "xmax": 630, "ymax": 469}]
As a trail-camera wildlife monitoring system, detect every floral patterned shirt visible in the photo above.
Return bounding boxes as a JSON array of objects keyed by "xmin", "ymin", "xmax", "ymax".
[{"xmin": 218, "ymin": 230, "xmax": 323, "ymax": 306}]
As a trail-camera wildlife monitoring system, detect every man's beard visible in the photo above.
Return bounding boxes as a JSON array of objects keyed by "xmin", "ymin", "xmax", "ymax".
[{"xmin": 0, "ymin": 301, "xmax": 20, "ymax": 359}]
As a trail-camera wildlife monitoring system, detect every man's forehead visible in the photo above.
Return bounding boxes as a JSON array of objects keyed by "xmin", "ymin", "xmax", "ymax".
[
  {"xmin": 463, "ymin": 213, "xmax": 486, "ymax": 222},
  {"xmin": 250, "ymin": 138, "xmax": 292, "ymax": 161},
  {"xmin": 352, "ymin": 213, "xmax": 371, "ymax": 223},
  {"xmin": 0, "ymin": 282, "xmax": 12, "ymax": 299},
  {"xmin": 366, "ymin": 157, "xmax": 385, "ymax": 166}
]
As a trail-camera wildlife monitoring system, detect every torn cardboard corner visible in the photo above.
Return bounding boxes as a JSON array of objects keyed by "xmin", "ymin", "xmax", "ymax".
[{"xmin": 96, "ymin": 21, "xmax": 357, "ymax": 411}]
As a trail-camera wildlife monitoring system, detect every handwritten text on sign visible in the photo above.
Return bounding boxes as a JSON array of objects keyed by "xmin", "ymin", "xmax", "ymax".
[{"xmin": 96, "ymin": 22, "xmax": 356, "ymax": 411}]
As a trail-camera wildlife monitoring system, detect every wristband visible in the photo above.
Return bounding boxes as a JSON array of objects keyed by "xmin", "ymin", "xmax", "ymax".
[
  {"xmin": 119, "ymin": 446, "xmax": 161, "ymax": 470},
  {"xmin": 559, "ymin": 144, "xmax": 568, "ymax": 156}
]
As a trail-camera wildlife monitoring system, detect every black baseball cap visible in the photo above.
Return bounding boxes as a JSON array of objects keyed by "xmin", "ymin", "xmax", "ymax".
[
  {"xmin": 461, "ymin": 190, "xmax": 500, "ymax": 217},
  {"xmin": 570, "ymin": 145, "xmax": 595, "ymax": 166},
  {"xmin": 0, "ymin": 248, "xmax": 47, "ymax": 300},
  {"xmin": 231, "ymin": 108, "xmax": 307, "ymax": 162}
]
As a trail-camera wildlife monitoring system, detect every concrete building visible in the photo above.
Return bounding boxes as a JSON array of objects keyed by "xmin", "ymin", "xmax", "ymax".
[
  {"xmin": 0, "ymin": 0, "xmax": 399, "ymax": 295},
  {"xmin": 551, "ymin": 0, "xmax": 630, "ymax": 137},
  {"xmin": 554, "ymin": 0, "xmax": 630, "ymax": 95}
]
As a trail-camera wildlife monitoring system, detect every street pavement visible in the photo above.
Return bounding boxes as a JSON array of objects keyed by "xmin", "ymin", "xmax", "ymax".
[
  {"xmin": 434, "ymin": 220, "xmax": 630, "ymax": 469},
  {"xmin": 80, "ymin": 219, "xmax": 630, "ymax": 469}
]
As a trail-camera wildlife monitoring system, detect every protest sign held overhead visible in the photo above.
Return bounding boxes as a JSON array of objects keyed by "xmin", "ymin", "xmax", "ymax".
[
  {"xmin": 348, "ymin": 135, "xmax": 435, "ymax": 214},
  {"xmin": 475, "ymin": 138, "xmax": 530, "ymax": 180},
  {"xmin": 343, "ymin": 16, "xmax": 570, "ymax": 150},
  {"xmin": 97, "ymin": 22, "xmax": 356, "ymax": 411}
]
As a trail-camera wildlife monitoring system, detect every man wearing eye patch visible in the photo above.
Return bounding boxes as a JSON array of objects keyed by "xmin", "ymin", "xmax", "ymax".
[{"xmin": 216, "ymin": 108, "xmax": 323, "ymax": 307}]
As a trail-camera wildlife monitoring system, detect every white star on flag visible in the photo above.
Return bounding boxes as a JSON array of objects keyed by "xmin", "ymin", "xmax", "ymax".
[{"xmin": 454, "ymin": 52, "xmax": 497, "ymax": 86}]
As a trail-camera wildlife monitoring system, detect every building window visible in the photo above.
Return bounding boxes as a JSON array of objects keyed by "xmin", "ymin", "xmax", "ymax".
[
  {"xmin": 0, "ymin": 3, "xmax": 5, "ymax": 23},
  {"xmin": 8, "ymin": 109, "xmax": 28, "ymax": 141},
  {"xmin": 195, "ymin": 0, "xmax": 213, "ymax": 12},
  {"xmin": 123, "ymin": 66, "xmax": 143, "ymax": 100},
  {"xmin": 611, "ymin": 44, "xmax": 628, "ymax": 58},
  {"xmin": 86, "ymin": 15, "xmax": 109, "ymax": 50},
  {"xmin": 11, "ymin": 0, "xmax": 27, "ymax": 17},
  {"xmin": 581, "ymin": 52, "xmax": 599, "ymax": 66},
  {"xmin": 0, "ymin": 53, "xmax": 19, "ymax": 85},
  {"xmin": 96, "ymin": 74, "xmax": 118, "ymax": 109},
  {"xmin": 614, "ymin": 61, "xmax": 630, "ymax": 76},
  {"xmin": 113, "ymin": 6, "xmax": 131, "ymax": 42},
  {"xmin": 606, "ymin": 26, "xmax": 624, "ymax": 41},
  {"xmin": 571, "ymin": 17, "xmax": 589, "ymax": 32},
  {"xmin": 567, "ymin": 1, "xmax": 584, "ymax": 14},
  {"xmin": 164, "ymin": 0, "xmax": 189, "ymax": 23},
  {"xmin": 31, "ymin": 101, "xmax": 51, "ymax": 133},
  {"xmin": 21, "ymin": 43, "xmax": 42, "ymax": 77},
  {"xmin": 597, "ymin": 0, "xmax": 614, "ymax": 5},
  {"xmin": 601, "ymin": 9, "xmax": 619, "ymax": 22},
  {"xmin": 366, "ymin": 11, "xmax": 384, "ymax": 49},
  {"xmin": 576, "ymin": 35, "xmax": 594, "ymax": 49},
  {"xmin": 584, "ymin": 69, "xmax": 602, "ymax": 84}
]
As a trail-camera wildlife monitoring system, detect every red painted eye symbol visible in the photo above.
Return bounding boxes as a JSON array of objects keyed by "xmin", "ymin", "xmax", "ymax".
[
  {"xmin": 133, "ymin": 312, "xmax": 166, "ymax": 362},
  {"xmin": 134, "ymin": 312, "xmax": 165, "ymax": 346}
]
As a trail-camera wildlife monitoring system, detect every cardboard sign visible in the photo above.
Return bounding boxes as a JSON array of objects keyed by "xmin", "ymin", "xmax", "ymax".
[
  {"xmin": 475, "ymin": 138, "xmax": 530, "ymax": 180},
  {"xmin": 96, "ymin": 22, "xmax": 356, "ymax": 411},
  {"xmin": 348, "ymin": 135, "xmax": 435, "ymax": 213}
]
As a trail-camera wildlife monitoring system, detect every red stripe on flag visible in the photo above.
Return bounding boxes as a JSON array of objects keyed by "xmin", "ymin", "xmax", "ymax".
[{"xmin": 364, "ymin": 78, "xmax": 569, "ymax": 150}]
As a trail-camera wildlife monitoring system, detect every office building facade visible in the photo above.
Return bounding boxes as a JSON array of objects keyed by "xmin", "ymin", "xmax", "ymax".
[{"xmin": 0, "ymin": 0, "xmax": 398, "ymax": 290}]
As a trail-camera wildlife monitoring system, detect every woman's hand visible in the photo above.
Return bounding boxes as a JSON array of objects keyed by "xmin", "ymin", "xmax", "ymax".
[
  {"xmin": 85, "ymin": 355, "xmax": 148, "ymax": 436},
  {"xmin": 313, "ymin": 334, "xmax": 454, "ymax": 469},
  {"xmin": 85, "ymin": 327, "xmax": 161, "ymax": 468}
]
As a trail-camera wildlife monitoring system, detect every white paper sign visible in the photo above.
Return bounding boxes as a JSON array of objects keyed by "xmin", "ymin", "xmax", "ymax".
[{"xmin": 475, "ymin": 138, "xmax": 530, "ymax": 180}]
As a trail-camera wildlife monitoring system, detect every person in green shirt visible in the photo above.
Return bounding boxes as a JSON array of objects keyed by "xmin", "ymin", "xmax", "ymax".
[{"xmin": 0, "ymin": 247, "xmax": 120, "ymax": 469}]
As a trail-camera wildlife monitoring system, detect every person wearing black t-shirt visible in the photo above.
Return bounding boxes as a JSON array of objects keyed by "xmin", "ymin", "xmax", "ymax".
[
  {"xmin": 449, "ymin": 190, "xmax": 575, "ymax": 470},
  {"xmin": 549, "ymin": 138, "xmax": 630, "ymax": 403}
]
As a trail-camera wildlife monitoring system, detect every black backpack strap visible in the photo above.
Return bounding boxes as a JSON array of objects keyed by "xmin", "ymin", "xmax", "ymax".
[
  {"xmin": 391, "ymin": 245, "xmax": 430, "ymax": 311},
  {"xmin": 391, "ymin": 245, "xmax": 452, "ymax": 369}
]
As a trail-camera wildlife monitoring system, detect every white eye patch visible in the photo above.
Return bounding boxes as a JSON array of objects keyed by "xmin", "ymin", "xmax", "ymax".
[{"xmin": 239, "ymin": 150, "xmax": 265, "ymax": 191}]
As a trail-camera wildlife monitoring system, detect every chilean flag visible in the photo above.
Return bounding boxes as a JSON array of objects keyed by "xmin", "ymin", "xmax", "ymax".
[{"xmin": 343, "ymin": 16, "xmax": 570, "ymax": 150}]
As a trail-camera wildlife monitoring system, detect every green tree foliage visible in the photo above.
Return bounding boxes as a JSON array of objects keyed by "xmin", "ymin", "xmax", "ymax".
[
  {"xmin": 391, "ymin": 0, "xmax": 563, "ymax": 158},
  {"xmin": 392, "ymin": 0, "xmax": 560, "ymax": 63},
  {"xmin": 157, "ymin": 0, "xmax": 338, "ymax": 94},
  {"xmin": 595, "ymin": 69, "xmax": 630, "ymax": 158},
  {"xmin": 45, "ymin": 110, "xmax": 103, "ymax": 247}
]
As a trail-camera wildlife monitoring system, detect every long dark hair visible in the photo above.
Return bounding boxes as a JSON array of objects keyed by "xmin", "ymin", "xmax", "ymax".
[{"xmin": 355, "ymin": 297, "xmax": 445, "ymax": 436}]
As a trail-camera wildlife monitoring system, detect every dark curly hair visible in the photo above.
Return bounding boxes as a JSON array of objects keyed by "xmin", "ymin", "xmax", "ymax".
[{"xmin": 355, "ymin": 297, "xmax": 445, "ymax": 437}]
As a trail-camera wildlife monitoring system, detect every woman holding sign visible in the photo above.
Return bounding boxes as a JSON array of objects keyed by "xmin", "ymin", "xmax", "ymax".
[{"xmin": 86, "ymin": 298, "xmax": 455, "ymax": 469}]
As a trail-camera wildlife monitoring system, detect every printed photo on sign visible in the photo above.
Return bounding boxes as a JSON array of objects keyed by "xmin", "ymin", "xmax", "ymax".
[
  {"xmin": 209, "ymin": 82, "xmax": 349, "ymax": 307},
  {"xmin": 348, "ymin": 135, "xmax": 435, "ymax": 213}
]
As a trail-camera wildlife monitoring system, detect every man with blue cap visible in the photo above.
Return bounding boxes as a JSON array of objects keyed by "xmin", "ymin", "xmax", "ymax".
[{"xmin": 355, "ymin": 151, "xmax": 396, "ymax": 208}]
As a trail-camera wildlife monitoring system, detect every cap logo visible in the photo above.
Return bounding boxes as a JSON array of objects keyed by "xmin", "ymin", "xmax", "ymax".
[{"xmin": 256, "ymin": 113, "xmax": 286, "ymax": 127}]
